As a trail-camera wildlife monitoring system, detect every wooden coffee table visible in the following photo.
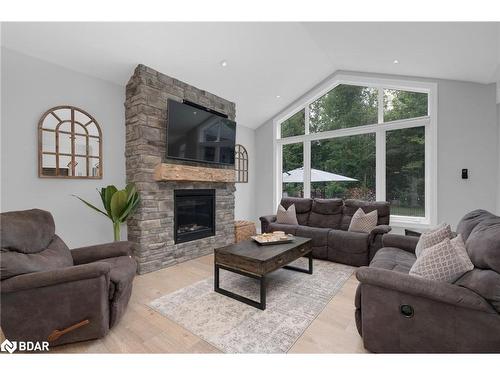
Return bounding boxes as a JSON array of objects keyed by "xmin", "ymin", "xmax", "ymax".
[{"xmin": 214, "ymin": 236, "xmax": 313, "ymax": 310}]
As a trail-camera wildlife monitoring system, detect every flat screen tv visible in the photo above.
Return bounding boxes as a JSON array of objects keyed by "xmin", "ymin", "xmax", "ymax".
[{"xmin": 166, "ymin": 99, "xmax": 236, "ymax": 165}]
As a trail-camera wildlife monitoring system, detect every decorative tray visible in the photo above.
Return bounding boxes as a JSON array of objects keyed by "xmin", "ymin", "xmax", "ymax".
[{"xmin": 251, "ymin": 233, "xmax": 294, "ymax": 246}]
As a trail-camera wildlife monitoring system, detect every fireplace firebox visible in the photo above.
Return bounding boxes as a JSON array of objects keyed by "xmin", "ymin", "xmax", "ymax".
[{"xmin": 174, "ymin": 189, "xmax": 216, "ymax": 244}]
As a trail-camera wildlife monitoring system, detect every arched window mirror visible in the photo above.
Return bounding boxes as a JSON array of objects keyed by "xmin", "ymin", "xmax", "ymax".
[
  {"xmin": 38, "ymin": 105, "xmax": 103, "ymax": 179},
  {"xmin": 235, "ymin": 144, "xmax": 248, "ymax": 183}
]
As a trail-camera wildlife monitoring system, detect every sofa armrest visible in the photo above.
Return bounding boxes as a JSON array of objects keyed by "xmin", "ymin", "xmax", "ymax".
[
  {"xmin": 1, "ymin": 262, "xmax": 111, "ymax": 293},
  {"xmin": 371, "ymin": 225, "xmax": 392, "ymax": 235},
  {"xmin": 356, "ymin": 267, "xmax": 494, "ymax": 313},
  {"xmin": 71, "ymin": 241, "xmax": 134, "ymax": 265},
  {"xmin": 259, "ymin": 215, "xmax": 277, "ymax": 233},
  {"xmin": 382, "ymin": 233, "xmax": 419, "ymax": 253}
]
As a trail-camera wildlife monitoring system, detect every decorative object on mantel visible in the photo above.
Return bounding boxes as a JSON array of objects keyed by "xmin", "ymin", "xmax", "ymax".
[
  {"xmin": 235, "ymin": 144, "xmax": 248, "ymax": 183},
  {"xmin": 73, "ymin": 184, "xmax": 140, "ymax": 241},
  {"xmin": 234, "ymin": 220, "xmax": 256, "ymax": 243},
  {"xmin": 153, "ymin": 163, "xmax": 235, "ymax": 183},
  {"xmin": 38, "ymin": 105, "xmax": 103, "ymax": 179}
]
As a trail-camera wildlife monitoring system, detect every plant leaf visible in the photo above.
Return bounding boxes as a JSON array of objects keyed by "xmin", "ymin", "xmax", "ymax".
[
  {"xmin": 110, "ymin": 190, "xmax": 128, "ymax": 222},
  {"xmin": 73, "ymin": 195, "xmax": 110, "ymax": 218},
  {"xmin": 118, "ymin": 192, "xmax": 140, "ymax": 222},
  {"xmin": 103, "ymin": 185, "xmax": 117, "ymax": 216}
]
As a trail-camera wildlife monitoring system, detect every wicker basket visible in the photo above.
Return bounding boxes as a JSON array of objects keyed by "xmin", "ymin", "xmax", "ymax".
[{"xmin": 234, "ymin": 220, "xmax": 257, "ymax": 243}]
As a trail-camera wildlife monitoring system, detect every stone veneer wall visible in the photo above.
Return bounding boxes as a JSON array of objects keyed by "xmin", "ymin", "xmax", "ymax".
[{"xmin": 125, "ymin": 64, "xmax": 236, "ymax": 274}]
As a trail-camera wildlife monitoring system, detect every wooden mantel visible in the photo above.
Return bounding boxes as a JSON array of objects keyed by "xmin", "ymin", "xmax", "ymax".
[{"xmin": 153, "ymin": 163, "xmax": 235, "ymax": 183}]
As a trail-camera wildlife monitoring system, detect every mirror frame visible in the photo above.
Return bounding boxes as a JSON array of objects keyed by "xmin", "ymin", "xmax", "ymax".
[{"xmin": 38, "ymin": 105, "xmax": 103, "ymax": 179}]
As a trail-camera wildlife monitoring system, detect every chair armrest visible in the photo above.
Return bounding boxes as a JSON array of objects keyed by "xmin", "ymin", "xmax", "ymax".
[
  {"xmin": 371, "ymin": 225, "xmax": 392, "ymax": 235},
  {"xmin": 259, "ymin": 215, "xmax": 277, "ymax": 233},
  {"xmin": 1, "ymin": 262, "xmax": 111, "ymax": 293},
  {"xmin": 382, "ymin": 233, "xmax": 419, "ymax": 253},
  {"xmin": 356, "ymin": 267, "xmax": 494, "ymax": 313},
  {"xmin": 71, "ymin": 241, "xmax": 134, "ymax": 265}
]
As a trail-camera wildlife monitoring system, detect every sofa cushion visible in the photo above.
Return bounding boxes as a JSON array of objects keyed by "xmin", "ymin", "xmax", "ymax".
[
  {"xmin": 465, "ymin": 214, "xmax": 500, "ymax": 273},
  {"xmin": 455, "ymin": 268, "xmax": 500, "ymax": 313},
  {"xmin": 295, "ymin": 225, "xmax": 330, "ymax": 259},
  {"xmin": 276, "ymin": 204, "xmax": 298, "ymax": 225},
  {"xmin": 415, "ymin": 223, "xmax": 453, "ymax": 258},
  {"xmin": 327, "ymin": 229, "xmax": 370, "ymax": 266},
  {"xmin": 340, "ymin": 200, "xmax": 390, "ymax": 231},
  {"xmin": 409, "ymin": 238, "xmax": 474, "ymax": 283},
  {"xmin": 456, "ymin": 209, "xmax": 496, "ymax": 241},
  {"xmin": 307, "ymin": 198, "xmax": 343, "ymax": 229},
  {"xmin": 348, "ymin": 208, "xmax": 378, "ymax": 233},
  {"xmin": 267, "ymin": 222, "xmax": 298, "ymax": 235},
  {"xmin": 369, "ymin": 247, "xmax": 416, "ymax": 273},
  {"xmin": 0, "ymin": 209, "xmax": 55, "ymax": 254},
  {"xmin": 280, "ymin": 197, "xmax": 312, "ymax": 226},
  {"xmin": 0, "ymin": 235, "xmax": 73, "ymax": 280}
]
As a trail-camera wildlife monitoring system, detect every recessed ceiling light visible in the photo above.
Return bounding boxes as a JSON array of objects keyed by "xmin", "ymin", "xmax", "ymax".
[
  {"xmin": 220, "ymin": 60, "xmax": 228, "ymax": 67},
  {"xmin": 276, "ymin": 95, "xmax": 281, "ymax": 99},
  {"xmin": 393, "ymin": 59, "xmax": 400, "ymax": 64}
]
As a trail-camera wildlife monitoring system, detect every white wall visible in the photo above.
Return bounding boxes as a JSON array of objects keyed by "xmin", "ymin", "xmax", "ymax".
[
  {"xmin": 255, "ymin": 72, "xmax": 499, "ymax": 229},
  {"xmin": 234, "ymin": 124, "xmax": 256, "ymax": 224},
  {"xmin": 1, "ymin": 48, "xmax": 126, "ymax": 248}
]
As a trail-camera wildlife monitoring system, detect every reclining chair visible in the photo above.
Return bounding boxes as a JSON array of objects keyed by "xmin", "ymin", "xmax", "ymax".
[{"xmin": 1, "ymin": 209, "xmax": 137, "ymax": 346}]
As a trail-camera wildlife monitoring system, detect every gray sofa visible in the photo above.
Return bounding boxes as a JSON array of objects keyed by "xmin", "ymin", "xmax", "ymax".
[
  {"xmin": 0, "ymin": 209, "xmax": 137, "ymax": 346},
  {"xmin": 260, "ymin": 197, "xmax": 391, "ymax": 267},
  {"xmin": 355, "ymin": 209, "xmax": 500, "ymax": 353}
]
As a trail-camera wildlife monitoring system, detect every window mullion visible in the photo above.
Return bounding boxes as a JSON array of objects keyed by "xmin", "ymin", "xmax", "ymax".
[
  {"xmin": 303, "ymin": 140, "xmax": 311, "ymax": 198},
  {"xmin": 304, "ymin": 105, "xmax": 310, "ymax": 135},
  {"xmin": 377, "ymin": 87, "xmax": 384, "ymax": 124},
  {"xmin": 375, "ymin": 129, "xmax": 386, "ymax": 202}
]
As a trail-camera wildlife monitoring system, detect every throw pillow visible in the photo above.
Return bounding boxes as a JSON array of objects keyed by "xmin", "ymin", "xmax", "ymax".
[
  {"xmin": 409, "ymin": 238, "xmax": 474, "ymax": 283},
  {"xmin": 276, "ymin": 204, "xmax": 299, "ymax": 225},
  {"xmin": 415, "ymin": 223, "xmax": 453, "ymax": 257},
  {"xmin": 348, "ymin": 208, "xmax": 378, "ymax": 233},
  {"xmin": 450, "ymin": 234, "xmax": 474, "ymax": 270}
]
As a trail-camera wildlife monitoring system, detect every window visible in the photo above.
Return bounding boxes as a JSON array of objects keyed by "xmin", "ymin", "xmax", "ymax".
[
  {"xmin": 311, "ymin": 134, "xmax": 375, "ymax": 200},
  {"xmin": 275, "ymin": 75, "xmax": 436, "ymax": 225},
  {"xmin": 384, "ymin": 89, "xmax": 428, "ymax": 122},
  {"xmin": 281, "ymin": 109, "xmax": 305, "ymax": 138},
  {"xmin": 386, "ymin": 127, "xmax": 425, "ymax": 217},
  {"xmin": 310, "ymin": 85, "xmax": 378, "ymax": 133},
  {"xmin": 282, "ymin": 142, "xmax": 304, "ymax": 197}
]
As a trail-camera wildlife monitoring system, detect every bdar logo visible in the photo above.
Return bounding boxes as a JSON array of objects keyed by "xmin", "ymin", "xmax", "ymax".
[{"xmin": 1, "ymin": 339, "xmax": 17, "ymax": 353}]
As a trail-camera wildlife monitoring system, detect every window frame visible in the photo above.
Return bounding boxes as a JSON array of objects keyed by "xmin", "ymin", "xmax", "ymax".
[{"xmin": 273, "ymin": 73, "xmax": 437, "ymax": 227}]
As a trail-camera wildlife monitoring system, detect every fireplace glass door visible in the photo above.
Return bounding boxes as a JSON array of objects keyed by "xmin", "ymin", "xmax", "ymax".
[{"xmin": 174, "ymin": 189, "xmax": 215, "ymax": 244}]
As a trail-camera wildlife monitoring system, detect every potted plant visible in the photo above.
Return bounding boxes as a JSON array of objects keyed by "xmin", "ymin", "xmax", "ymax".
[{"xmin": 74, "ymin": 184, "xmax": 140, "ymax": 241}]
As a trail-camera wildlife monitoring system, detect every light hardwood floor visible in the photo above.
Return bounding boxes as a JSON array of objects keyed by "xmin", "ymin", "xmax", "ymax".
[{"xmin": 1, "ymin": 255, "xmax": 366, "ymax": 353}]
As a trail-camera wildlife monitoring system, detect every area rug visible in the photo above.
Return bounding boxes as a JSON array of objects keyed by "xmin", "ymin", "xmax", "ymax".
[{"xmin": 148, "ymin": 258, "xmax": 355, "ymax": 353}]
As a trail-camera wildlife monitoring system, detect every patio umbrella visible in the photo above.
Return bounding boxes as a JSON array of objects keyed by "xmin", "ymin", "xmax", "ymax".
[{"xmin": 282, "ymin": 167, "xmax": 357, "ymax": 183}]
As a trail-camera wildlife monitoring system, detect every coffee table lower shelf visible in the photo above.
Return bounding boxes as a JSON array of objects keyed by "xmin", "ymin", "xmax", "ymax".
[{"xmin": 214, "ymin": 252, "xmax": 313, "ymax": 311}]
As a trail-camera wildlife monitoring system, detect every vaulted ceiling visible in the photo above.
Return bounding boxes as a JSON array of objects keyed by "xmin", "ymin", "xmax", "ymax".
[{"xmin": 2, "ymin": 22, "xmax": 499, "ymax": 128}]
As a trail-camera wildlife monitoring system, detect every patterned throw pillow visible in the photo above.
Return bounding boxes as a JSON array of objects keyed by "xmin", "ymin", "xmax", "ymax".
[
  {"xmin": 450, "ymin": 234, "xmax": 474, "ymax": 270},
  {"xmin": 409, "ymin": 237, "xmax": 474, "ymax": 283},
  {"xmin": 276, "ymin": 204, "xmax": 299, "ymax": 225},
  {"xmin": 348, "ymin": 208, "xmax": 378, "ymax": 233},
  {"xmin": 415, "ymin": 223, "xmax": 453, "ymax": 257}
]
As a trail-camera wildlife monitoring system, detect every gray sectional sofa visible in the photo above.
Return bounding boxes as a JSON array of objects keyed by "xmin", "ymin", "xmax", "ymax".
[
  {"xmin": 260, "ymin": 197, "xmax": 391, "ymax": 267},
  {"xmin": 355, "ymin": 209, "xmax": 500, "ymax": 353}
]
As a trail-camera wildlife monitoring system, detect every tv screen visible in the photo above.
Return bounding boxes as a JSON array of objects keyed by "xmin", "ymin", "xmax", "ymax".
[{"xmin": 166, "ymin": 100, "xmax": 236, "ymax": 165}]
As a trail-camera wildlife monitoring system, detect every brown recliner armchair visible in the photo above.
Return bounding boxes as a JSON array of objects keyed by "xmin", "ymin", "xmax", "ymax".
[{"xmin": 0, "ymin": 209, "xmax": 137, "ymax": 346}]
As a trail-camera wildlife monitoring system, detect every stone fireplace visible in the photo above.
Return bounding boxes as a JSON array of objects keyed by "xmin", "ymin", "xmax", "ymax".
[{"xmin": 125, "ymin": 65, "xmax": 236, "ymax": 274}]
